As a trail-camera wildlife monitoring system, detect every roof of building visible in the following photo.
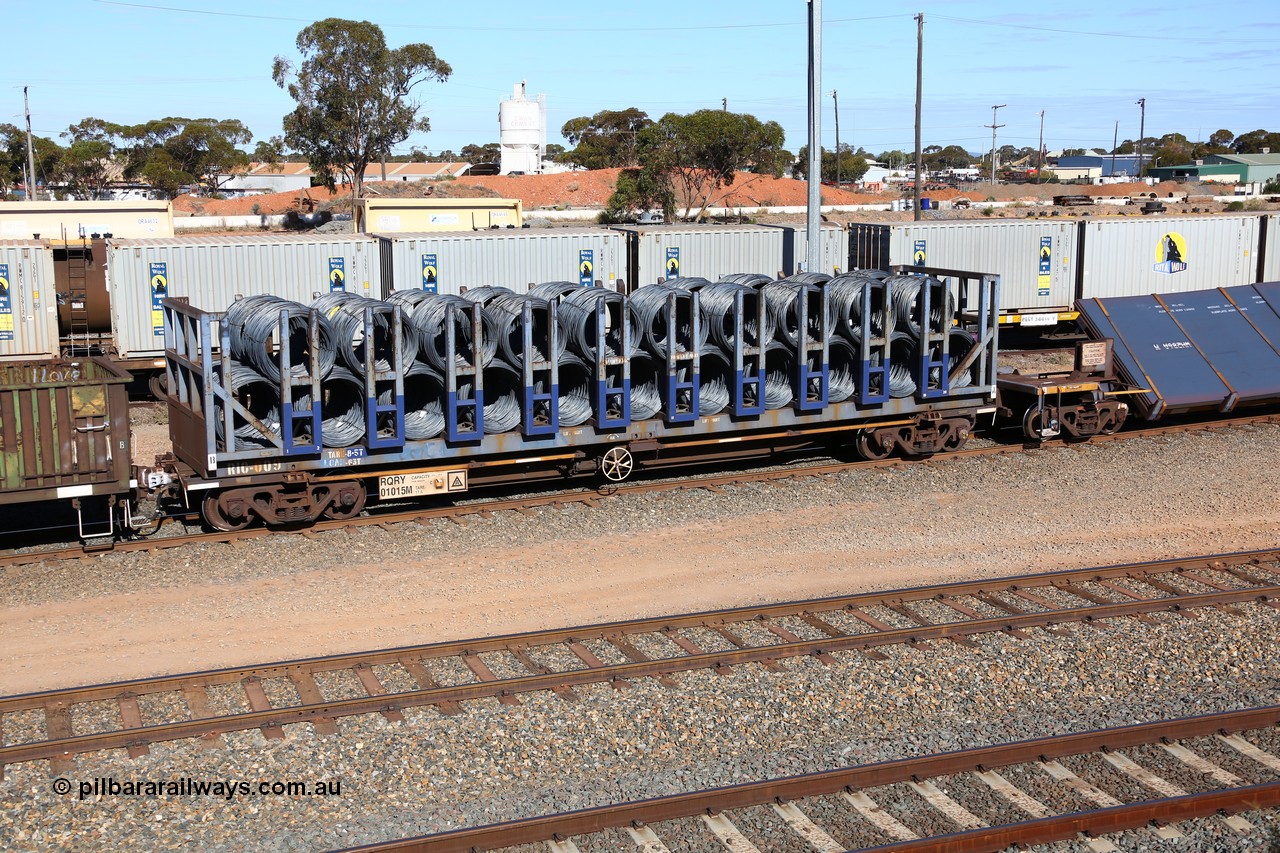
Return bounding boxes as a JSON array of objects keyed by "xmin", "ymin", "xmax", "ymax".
[
  {"xmin": 362, "ymin": 162, "xmax": 470, "ymax": 181},
  {"xmin": 1206, "ymin": 153, "xmax": 1280, "ymax": 166}
]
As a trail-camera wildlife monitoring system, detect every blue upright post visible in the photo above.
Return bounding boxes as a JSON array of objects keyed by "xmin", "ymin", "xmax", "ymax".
[
  {"xmin": 917, "ymin": 275, "xmax": 951, "ymax": 400},
  {"xmin": 445, "ymin": 302, "xmax": 484, "ymax": 441},
  {"xmin": 732, "ymin": 287, "xmax": 765, "ymax": 417},
  {"xmin": 522, "ymin": 300, "xmax": 559, "ymax": 436},
  {"xmin": 595, "ymin": 296, "xmax": 631, "ymax": 429},
  {"xmin": 365, "ymin": 302, "xmax": 405, "ymax": 449},
  {"xmin": 858, "ymin": 278, "xmax": 890, "ymax": 405},
  {"xmin": 663, "ymin": 289, "xmax": 699, "ymax": 424},
  {"xmin": 280, "ymin": 306, "xmax": 321, "ymax": 456},
  {"xmin": 794, "ymin": 283, "xmax": 829, "ymax": 412}
]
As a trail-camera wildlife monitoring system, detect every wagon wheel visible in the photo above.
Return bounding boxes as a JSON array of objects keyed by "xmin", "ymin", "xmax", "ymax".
[
  {"xmin": 599, "ymin": 446, "xmax": 634, "ymax": 483},
  {"xmin": 855, "ymin": 429, "xmax": 894, "ymax": 461},
  {"xmin": 1022, "ymin": 407, "xmax": 1053, "ymax": 441},
  {"xmin": 202, "ymin": 492, "xmax": 253, "ymax": 532},
  {"xmin": 148, "ymin": 372, "xmax": 169, "ymax": 401},
  {"xmin": 322, "ymin": 481, "xmax": 368, "ymax": 521}
]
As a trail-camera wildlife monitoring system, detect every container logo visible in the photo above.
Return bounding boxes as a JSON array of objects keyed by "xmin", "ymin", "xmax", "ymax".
[
  {"xmin": 328, "ymin": 258, "xmax": 346, "ymax": 292},
  {"xmin": 665, "ymin": 247, "xmax": 680, "ymax": 279},
  {"xmin": 1153, "ymin": 232, "xmax": 1188, "ymax": 275},
  {"xmin": 421, "ymin": 253, "xmax": 438, "ymax": 293},
  {"xmin": 913, "ymin": 239, "xmax": 926, "ymax": 266},
  {"xmin": 579, "ymin": 250, "xmax": 594, "ymax": 287},
  {"xmin": 150, "ymin": 262, "xmax": 168, "ymax": 338},
  {"xmin": 1038, "ymin": 237, "xmax": 1052, "ymax": 297},
  {"xmin": 0, "ymin": 263, "xmax": 12, "ymax": 341}
]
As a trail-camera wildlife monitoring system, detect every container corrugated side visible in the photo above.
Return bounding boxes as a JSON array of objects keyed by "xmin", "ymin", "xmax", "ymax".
[
  {"xmin": 849, "ymin": 220, "xmax": 1078, "ymax": 314},
  {"xmin": 1263, "ymin": 213, "xmax": 1280, "ymax": 282},
  {"xmin": 612, "ymin": 225, "xmax": 785, "ymax": 286},
  {"xmin": 377, "ymin": 229, "xmax": 627, "ymax": 296},
  {"xmin": 107, "ymin": 234, "xmax": 382, "ymax": 359},
  {"xmin": 0, "ymin": 240, "xmax": 59, "ymax": 360},
  {"xmin": 764, "ymin": 224, "xmax": 849, "ymax": 277},
  {"xmin": 1079, "ymin": 214, "xmax": 1260, "ymax": 299}
]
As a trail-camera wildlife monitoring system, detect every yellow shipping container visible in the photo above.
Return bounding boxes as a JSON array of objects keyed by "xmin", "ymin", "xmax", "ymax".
[
  {"xmin": 354, "ymin": 197, "xmax": 523, "ymax": 233},
  {"xmin": 0, "ymin": 200, "xmax": 174, "ymax": 240}
]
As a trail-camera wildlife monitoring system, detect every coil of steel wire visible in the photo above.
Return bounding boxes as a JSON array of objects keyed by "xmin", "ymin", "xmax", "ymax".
[
  {"xmin": 291, "ymin": 365, "xmax": 366, "ymax": 448},
  {"xmin": 214, "ymin": 362, "xmax": 281, "ymax": 447},
  {"xmin": 888, "ymin": 274, "xmax": 957, "ymax": 339},
  {"xmin": 759, "ymin": 281, "xmax": 834, "ymax": 349},
  {"xmin": 763, "ymin": 342, "xmax": 795, "ymax": 410},
  {"xmin": 477, "ymin": 359, "xmax": 523, "ymax": 434},
  {"xmin": 527, "ymin": 281, "xmax": 582, "ymax": 301},
  {"xmin": 227, "ymin": 295, "xmax": 336, "ymax": 382},
  {"xmin": 461, "ymin": 285, "xmax": 516, "ymax": 305},
  {"xmin": 718, "ymin": 273, "xmax": 774, "ymax": 288},
  {"xmin": 887, "ymin": 331, "xmax": 919, "ymax": 398},
  {"xmin": 690, "ymin": 346, "xmax": 731, "ymax": 416},
  {"xmin": 630, "ymin": 284, "xmax": 709, "ymax": 356},
  {"xmin": 829, "ymin": 271, "xmax": 895, "ymax": 342},
  {"xmin": 826, "ymin": 337, "xmax": 857, "ymax": 404},
  {"xmin": 310, "ymin": 292, "xmax": 418, "ymax": 378},
  {"xmin": 389, "ymin": 291, "xmax": 499, "ymax": 371},
  {"xmin": 556, "ymin": 286, "xmax": 641, "ymax": 359},
  {"xmin": 482, "ymin": 292, "xmax": 568, "ymax": 366},
  {"xmin": 778, "ymin": 271, "xmax": 832, "ymax": 285},
  {"xmin": 382, "ymin": 361, "xmax": 445, "ymax": 441},
  {"xmin": 695, "ymin": 281, "xmax": 777, "ymax": 351},
  {"xmin": 662, "ymin": 276, "xmax": 714, "ymax": 291},
  {"xmin": 917, "ymin": 328, "xmax": 978, "ymax": 391},
  {"xmin": 536, "ymin": 354, "xmax": 594, "ymax": 428},
  {"xmin": 627, "ymin": 353, "xmax": 663, "ymax": 421}
]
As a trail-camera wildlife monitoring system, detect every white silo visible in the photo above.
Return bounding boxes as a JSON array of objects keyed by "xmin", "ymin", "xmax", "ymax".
[{"xmin": 499, "ymin": 81, "xmax": 545, "ymax": 175}]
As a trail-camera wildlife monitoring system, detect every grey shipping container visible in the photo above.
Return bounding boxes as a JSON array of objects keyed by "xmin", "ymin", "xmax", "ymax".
[
  {"xmin": 1078, "ymin": 214, "xmax": 1260, "ymax": 300},
  {"xmin": 850, "ymin": 220, "xmax": 1078, "ymax": 323},
  {"xmin": 377, "ymin": 229, "xmax": 626, "ymax": 296},
  {"xmin": 107, "ymin": 233, "xmax": 382, "ymax": 360},
  {"xmin": 1263, "ymin": 213, "xmax": 1280, "ymax": 283},
  {"xmin": 0, "ymin": 240, "xmax": 59, "ymax": 360},
  {"xmin": 613, "ymin": 224, "xmax": 788, "ymax": 288},
  {"xmin": 765, "ymin": 223, "xmax": 850, "ymax": 277}
]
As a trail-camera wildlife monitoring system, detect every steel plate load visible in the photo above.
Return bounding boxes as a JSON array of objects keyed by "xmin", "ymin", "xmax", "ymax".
[
  {"xmin": 630, "ymin": 284, "xmax": 709, "ymax": 356},
  {"xmin": 763, "ymin": 342, "xmax": 795, "ymax": 409},
  {"xmin": 556, "ymin": 286, "xmax": 641, "ymax": 359},
  {"xmin": 759, "ymin": 281, "xmax": 834, "ymax": 348},
  {"xmin": 294, "ymin": 365, "xmax": 366, "ymax": 448},
  {"xmin": 311, "ymin": 292, "xmax": 416, "ymax": 378},
  {"xmin": 691, "ymin": 346, "xmax": 732, "ymax": 416},
  {"xmin": 383, "ymin": 361, "xmax": 445, "ymax": 441},
  {"xmin": 829, "ymin": 272, "xmax": 894, "ymax": 341},
  {"xmin": 697, "ymin": 282, "xmax": 777, "ymax": 352},
  {"xmin": 388, "ymin": 291, "xmax": 498, "ymax": 370},
  {"xmin": 478, "ymin": 360, "xmax": 522, "ymax": 434},
  {"xmin": 225, "ymin": 295, "xmax": 336, "ymax": 382},
  {"xmin": 888, "ymin": 331, "xmax": 919, "ymax": 398},
  {"xmin": 826, "ymin": 337, "xmax": 857, "ymax": 403},
  {"xmin": 627, "ymin": 353, "xmax": 663, "ymax": 420},
  {"xmin": 481, "ymin": 292, "xmax": 567, "ymax": 366},
  {"xmin": 888, "ymin": 274, "xmax": 956, "ymax": 340},
  {"xmin": 213, "ymin": 362, "xmax": 281, "ymax": 447}
]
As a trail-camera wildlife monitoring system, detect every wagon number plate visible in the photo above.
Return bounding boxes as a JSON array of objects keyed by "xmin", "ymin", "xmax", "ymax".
[
  {"xmin": 379, "ymin": 470, "xmax": 468, "ymax": 499},
  {"xmin": 1019, "ymin": 312, "xmax": 1059, "ymax": 327}
]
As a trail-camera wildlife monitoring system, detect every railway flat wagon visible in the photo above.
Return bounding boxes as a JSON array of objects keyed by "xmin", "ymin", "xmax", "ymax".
[
  {"xmin": 0, "ymin": 239, "xmax": 59, "ymax": 360},
  {"xmin": 0, "ymin": 357, "xmax": 133, "ymax": 536}
]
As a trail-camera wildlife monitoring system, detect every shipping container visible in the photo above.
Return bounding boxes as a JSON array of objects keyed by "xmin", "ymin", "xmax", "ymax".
[
  {"xmin": 354, "ymin": 197, "xmax": 523, "ymax": 233},
  {"xmin": 765, "ymin": 223, "xmax": 850, "ymax": 277},
  {"xmin": 0, "ymin": 357, "xmax": 132, "ymax": 506},
  {"xmin": 850, "ymin": 220, "xmax": 1079, "ymax": 324},
  {"xmin": 0, "ymin": 239, "xmax": 59, "ymax": 360},
  {"xmin": 106, "ymin": 233, "xmax": 382, "ymax": 361},
  {"xmin": 377, "ymin": 228, "xmax": 627, "ymax": 296},
  {"xmin": 0, "ymin": 200, "xmax": 173, "ymax": 240},
  {"xmin": 1078, "ymin": 214, "xmax": 1260, "ymax": 299},
  {"xmin": 1263, "ymin": 213, "xmax": 1280, "ymax": 283},
  {"xmin": 612, "ymin": 224, "xmax": 788, "ymax": 289}
]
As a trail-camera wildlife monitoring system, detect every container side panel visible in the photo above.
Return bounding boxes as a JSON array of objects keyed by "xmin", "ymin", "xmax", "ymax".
[{"xmin": 1080, "ymin": 215, "xmax": 1259, "ymax": 299}]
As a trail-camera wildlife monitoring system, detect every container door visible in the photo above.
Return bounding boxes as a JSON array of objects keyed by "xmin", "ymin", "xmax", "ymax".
[{"xmin": 0, "ymin": 379, "xmax": 114, "ymax": 491}]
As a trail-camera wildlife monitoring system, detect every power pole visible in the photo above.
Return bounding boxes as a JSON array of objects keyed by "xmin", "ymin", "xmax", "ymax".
[
  {"xmin": 1110, "ymin": 120, "xmax": 1119, "ymax": 180},
  {"xmin": 1036, "ymin": 109, "xmax": 1045, "ymax": 182},
  {"xmin": 831, "ymin": 89, "xmax": 840, "ymax": 186},
  {"xmin": 913, "ymin": 12, "xmax": 923, "ymax": 221},
  {"xmin": 722, "ymin": 97, "xmax": 727, "ymax": 111},
  {"xmin": 986, "ymin": 103, "xmax": 1006, "ymax": 186},
  {"xmin": 1135, "ymin": 97, "xmax": 1146, "ymax": 178},
  {"xmin": 24, "ymin": 86, "xmax": 38, "ymax": 202},
  {"xmin": 805, "ymin": 0, "xmax": 822, "ymax": 273}
]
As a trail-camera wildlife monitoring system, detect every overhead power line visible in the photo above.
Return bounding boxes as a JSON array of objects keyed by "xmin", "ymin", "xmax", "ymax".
[{"xmin": 931, "ymin": 14, "xmax": 1277, "ymax": 44}]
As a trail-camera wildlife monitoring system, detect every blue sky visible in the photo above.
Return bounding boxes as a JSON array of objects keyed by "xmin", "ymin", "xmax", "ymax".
[{"xmin": 4, "ymin": 1, "xmax": 1279, "ymax": 159}]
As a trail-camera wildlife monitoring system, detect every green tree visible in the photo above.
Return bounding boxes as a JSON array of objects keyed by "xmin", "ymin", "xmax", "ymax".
[
  {"xmin": 253, "ymin": 136, "xmax": 287, "ymax": 171},
  {"xmin": 603, "ymin": 167, "xmax": 676, "ymax": 223},
  {"xmin": 460, "ymin": 143, "xmax": 500, "ymax": 164},
  {"xmin": 793, "ymin": 144, "xmax": 869, "ymax": 183},
  {"xmin": 163, "ymin": 118, "xmax": 253, "ymax": 193},
  {"xmin": 1232, "ymin": 129, "xmax": 1280, "ymax": 154},
  {"xmin": 272, "ymin": 18, "xmax": 451, "ymax": 199},
  {"xmin": 560, "ymin": 108, "xmax": 652, "ymax": 169},
  {"xmin": 636, "ymin": 109, "xmax": 787, "ymax": 221},
  {"xmin": 60, "ymin": 138, "xmax": 115, "ymax": 198},
  {"xmin": 1208, "ymin": 128, "xmax": 1234, "ymax": 151}
]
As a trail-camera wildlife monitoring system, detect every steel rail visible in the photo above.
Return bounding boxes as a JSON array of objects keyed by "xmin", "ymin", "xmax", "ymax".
[
  {"xmin": 335, "ymin": 705, "xmax": 1280, "ymax": 852},
  {"xmin": 2, "ymin": 551, "xmax": 1277, "ymax": 768},
  {"xmin": 4, "ymin": 411, "xmax": 1279, "ymax": 567}
]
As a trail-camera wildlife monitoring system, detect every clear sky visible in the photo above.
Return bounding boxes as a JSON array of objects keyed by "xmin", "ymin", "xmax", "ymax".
[{"xmin": 4, "ymin": 0, "xmax": 1278, "ymax": 159}]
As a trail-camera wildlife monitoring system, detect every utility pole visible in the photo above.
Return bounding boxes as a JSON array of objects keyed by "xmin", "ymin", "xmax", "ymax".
[
  {"xmin": 986, "ymin": 103, "xmax": 1006, "ymax": 186},
  {"xmin": 24, "ymin": 86, "xmax": 38, "ymax": 203},
  {"xmin": 831, "ymin": 89, "xmax": 840, "ymax": 186},
  {"xmin": 1135, "ymin": 97, "xmax": 1146, "ymax": 178},
  {"xmin": 805, "ymin": 0, "xmax": 822, "ymax": 273},
  {"xmin": 1110, "ymin": 120, "xmax": 1119, "ymax": 180},
  {"xmin": 1036, "ymin": 109, "xmax": 1045, "ymax": 182},
  {"xmin": 722, "ymin": 97, "xmax": 727, "ymax": 111},
  {"xmin": 913, "ymin": 12, "xmax": 923, "ymax": 221}
]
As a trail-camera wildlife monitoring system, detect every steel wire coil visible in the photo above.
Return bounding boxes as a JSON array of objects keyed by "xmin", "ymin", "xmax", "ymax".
[
  {"xmin": 630, "ymin": 285, "xmax": 709, "ymax": 357},
  {"xmin": 686, "ymin": 346, "xmax": 730, "ymax": 416},
  {"xmin": 662, "ymin": 276, "xmax": 714, "ymax": 291},
  {"xmin": 887, "ymin": 331, "xmax": 919, "ymax": 398},
  {"xmin": 695, "ymin": 281, "xmax": 777, "ymax": 351},
  {"xmin": 759, "ymin": 281, "xmax": 834, "ymax": 349},
  {"xmin": 389, "ymin": 291, "xmax": 499, "ymax": 370},
  {"xmin": 627, "ymin": 353, "xmax": 663, "ymax": 421},
  {"xmin": 476, "ymin": 360, "xmax": 523, "ymax": 434},
  {"xmin": 311, "ymin": 292, "xmax": 418, "ymax": 378},
  {"xmin": 227, "ymin": 295, "xmax": 336, "ymax": 382},
  {"xmin": 778, "ymin": 271, "xmax": 832, "ymax": 285},
  {"xmin": 381, "ymin": 361, "xmax": 445, "ymax": 441},
  {"xmin": 829, "ymin": 271, "xmax": 895, "ymax": 341},
  {"xmin": 718, "ymin": 273, "xmax": 774, "ymax": 288},
  {"xmin": 215, "ymin": 362, "xmax": 281, "ymax": 447},
  {"xmin": 916, "ymin": 328, "xmax": 978, "ymax": 391},
  {"xmin": 527, "ymin": 281, "xmax": 582, "ymax": 301},
  {"xmin": 293, "ymin": 366, "xmax": 366, "ymax": 448},
  {"xmin": 482, "ymin": 292, "xmax": 568, "ymax": 365},
  {"xmin": 557, "ymin": 286, "xmax": 641, "ymax": 359},
  {"xmin": 826, "ymin": 337, "xmax": 857, "ymax": 404},
  {"xmin": 536, "ymin": 354, "xmax": 594, "ymax": 428},
  {"xmin": 888, "ymin": 274, "xmax": 956, "ymax": 339},
  {"xmin": 763, "ymin": 342, "xmax": 795, "ymax": 410},
  {"xmin": 462, "ymin": 285, "xmax": 516, "ymax": 305}
]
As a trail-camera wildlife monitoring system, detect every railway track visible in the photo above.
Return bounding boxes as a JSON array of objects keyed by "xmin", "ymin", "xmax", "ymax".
[
  {"xmin": 2, "ymin": 410, "xmax": 1279, "ymax": 568},
  {"xmin": 3, "ymin": 549, "xmax": 1277, "ymax": 778},
  {"xmin": 341, "ymin": 705, "xmax": 1280, "ymax": 852}
]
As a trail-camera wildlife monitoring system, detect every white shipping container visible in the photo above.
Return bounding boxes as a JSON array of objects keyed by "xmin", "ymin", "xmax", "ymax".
[
  {"xmin": 1079, "ymin": 215, "xmax": 1260, "ymax": 299},
  {"xmin": 1263, "ymin": 213, "xmax": 1280, "ymax": 283},
  {"xmin": 614, "ymin": 224, "xmax": 787, "ymax": 287},
  {"xmin": 378, "ymin": 229, "xmax": 627, "ymax": 296},
  {"xmin": 766, "ymin": 224, "xmax": 849, "ymax": 277},
  {"xmin": 850, "ymin": 220, "xmax": 1079, "ymax": 317},
  {"xmin": 0, "ymin": 240, "xmax": 59, "ymax": 360},
  {"xmin": 107, "ymin": 233, "xmax": 382, "ymax": 359}
]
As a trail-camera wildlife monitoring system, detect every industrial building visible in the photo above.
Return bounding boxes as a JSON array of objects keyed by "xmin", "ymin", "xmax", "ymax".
[{"xmin": 1147, "ymin": 153, "xmax": 1280, "ymax": 185}]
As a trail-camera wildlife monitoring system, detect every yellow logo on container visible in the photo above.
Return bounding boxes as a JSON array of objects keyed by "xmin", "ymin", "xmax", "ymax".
[{"xmin": 1153, "ymin": 232, "xmax": 1188, "ymax": 274}]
